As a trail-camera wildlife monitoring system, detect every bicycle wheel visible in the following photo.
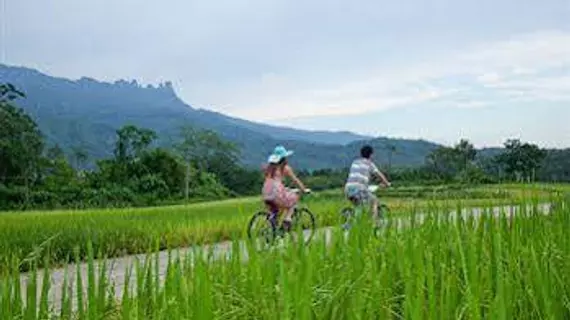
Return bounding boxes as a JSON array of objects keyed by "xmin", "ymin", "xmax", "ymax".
[
  {"xmin": 374, "ymin": 204, "xmax": 390, "ymax": 236},
  {"xmin": 290, "ymin": 207, "xmax": 316, "ymax": 245},
  {"xmin": 340, "ymin": 207, "xmax": 355, "ymax": 230},
  {"xmin": 247, "ymin": 211, "xmax": 277, "ymax": 247},
  {"xmin": 378, "ymin": 203, "xmax": 390, "ymax": 219}
]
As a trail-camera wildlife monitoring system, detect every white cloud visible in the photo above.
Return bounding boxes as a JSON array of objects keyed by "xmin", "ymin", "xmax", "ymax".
[
  {"xmin": 458, "ymin": 31, "xmax": 570, "ymax": 71},
  {"xmin": 484, "ymin": 75, "xmax": 570, "ymax": 101},
  {"xmin": 5, "ymin": 0, "xmax": 568, "ymax": 147},
  {"xmin": 455, "ymin": 101, "xmax": 490, "ymax": 109},
  {"xmin": 221, "ymin": 29, "xmax": 570, "ymax": 121},
  {"xmin": 476, "ymin": 73, "xmax": 501, "ymax": 85},
  {"xmin": 511, "ymin": 67, "xmax": 535, "ymax": 76}
]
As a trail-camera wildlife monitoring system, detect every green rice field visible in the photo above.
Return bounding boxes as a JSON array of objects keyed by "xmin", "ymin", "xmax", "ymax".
[{"xmin": 0, "ymin": 183, "xmax": 568, "ymax": 319}]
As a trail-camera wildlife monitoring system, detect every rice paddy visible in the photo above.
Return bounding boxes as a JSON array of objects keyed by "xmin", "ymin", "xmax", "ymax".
[{"xmin": 0, "ymin": 184, "xmax": 568, "ymax": 319}]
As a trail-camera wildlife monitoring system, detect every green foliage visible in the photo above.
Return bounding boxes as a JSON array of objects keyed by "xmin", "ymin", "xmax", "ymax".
[
  {"xmin": 0, "ymin": 82, "xmax": 569, "ymax": 211},
  {"xmin": 283, "ymin": 137, "xmax": 563, "ymax": 190},
  {"xmin": 0, "ymin": 83, "xmax": 264, "ymax": 210},
  {"xmin": 426, "ymin": 139, "xmax": 478, "ymax": 181},
  {"xmin": 496, "ymin": 139, "xmax": 548, "ymax": 182},
  {"xmin": 40, "ymin": 145, "xmax": 78, "ymax": 192},
  {"xmin": 114, "ymin": 124, "xmax": 158, "ymax": 162},
  {"xmin": 175, "ymin": 125, "xmax": 243, "ymax": 199},
  {"xmin": 454, "ymin": 164, "xmax": 495, "ymax": 184},
  {"xmin": 191, "ymin": 171, "xmax": 231, "ymax": 199},
  {"xmin": 139, "ymin": 148, "xmax": 185, "ymax": 189},
  {"xmin": 538, "ymin": 149, "xmax": 570, "ymax": 182},
  {"xmin": 1, "ymin": 196, "xmax": 568, "ymax": 319},
  {"xmin": 419, "ymin": 138, "xmax": 548, "ymax": 185},
  {"xmin": 0, "ymin": 184, "xmax": 27, "ymax": 208},
  {"xmin": 0, "ymin": 83, "xmax": 45, "ymax": 188},
  {"xmin": 0, "ymin": 183, "xmax": 549, "ymax": 273},
  {"xmin": 299, "ymin": 168, "xmax": 348, "ymax": 191}
]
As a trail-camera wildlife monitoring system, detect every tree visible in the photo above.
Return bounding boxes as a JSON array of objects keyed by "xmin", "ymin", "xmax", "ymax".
[
  {"xmin": 175, "ymin": 125, "xmax": 240, "ymax": 200},
  {"xmin": 425, "ymin": 139, "xmax": 479, "ymax": 182},
  {"xmin": 114, "ymin": 125, "xmax": 157, "ymax": 162},
  {"xmin": 40, "ymin": 144, "xmax": 77, "ymax": 192},
  {"xmin": 138, "ymin": 148, "xmax": 186, "ymax": 196},
  {"xmin": 0, "ymin": 83, "xmax": 25, "ymax": 102},
  {"xmin": 46, "ymin": 144, "xmax": 65, "ymax": 160},
  {"xmin": 426, "ymin": 146, "xmax": 460, "ymax": 180},
  {"xmin": 111, "ymin": 125, "xmax": 158, "ymax": 183},
  {"xmin": 477, "ymin": 155, "xmax": 503, "ymax": 182},
  {"xmin": 71, "ymin": 146, "xmax": 88, "ymax": 170},
  {"xmin": 455, "ymin": 139, "xmax": 477, "ymax": 171},
  {"xmin": 496, "ymin": 139, "xmax": 547, "ymax": 182},
  {"xmin": 0, "ymin": 83, "xmax": 45, "ymax": 188},
  {"xmin": 385, "ymin": 144, "xmax": 397, "ymax": 172},
  {"xmin": 538, "ymin": 149, "xmax": 570, "ymax": 182}
]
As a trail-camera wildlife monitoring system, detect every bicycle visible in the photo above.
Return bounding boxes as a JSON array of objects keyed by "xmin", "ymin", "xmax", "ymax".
[
  {"xmin": 247, "ymin": 188, "xmax": 316, "ymax": 247},
  {"xmin": 339, "ymin": 184, "xmax": 390, "ymax": 231}
]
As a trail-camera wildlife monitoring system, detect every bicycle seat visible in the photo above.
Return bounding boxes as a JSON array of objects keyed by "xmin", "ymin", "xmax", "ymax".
[
  {"xmin": 348, "ymin": 196, "xmax": 362, "ymax": 206},
  {"xmin": 264, "ymin": 200, "xmax": 279, "ymax": 213}
]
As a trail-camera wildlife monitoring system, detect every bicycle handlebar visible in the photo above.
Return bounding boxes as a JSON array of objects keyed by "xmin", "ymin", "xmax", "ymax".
[
  {"xmin": 288, "ymin": 184, "xmax": 389, "ymax": 196},
  {"xmin": 368, "ymin": 183, "xmax": 391, "ymax": 193},
  {"xmin": 288, "ymin": 188, "xmax": 312, "ymax": 194},
  {"xmin": 368, "ymin": 185, "xmax": 379, "ymax": 192}
]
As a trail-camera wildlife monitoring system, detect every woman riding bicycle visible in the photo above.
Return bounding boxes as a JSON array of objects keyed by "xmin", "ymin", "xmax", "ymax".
[
  {"xmin": 344, "ymin": 145, "xmax": 391, "ymax": 224},
  {"xmin": 262, "ymin": 145, "xmax": 311, "ymax": 231}
]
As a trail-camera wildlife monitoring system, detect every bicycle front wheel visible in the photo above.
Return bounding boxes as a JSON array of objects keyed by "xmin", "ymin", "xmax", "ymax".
[
  {"xmin": 373, "ymin": 203, "xmax": 391, "ymax": 236},
  {"xmin": 290, "ymin": 207, "xmax": 316, "ymax": 245},
  {"xmin": 378, "ymin": 203, "xmax": 390, "ymax": 219}
]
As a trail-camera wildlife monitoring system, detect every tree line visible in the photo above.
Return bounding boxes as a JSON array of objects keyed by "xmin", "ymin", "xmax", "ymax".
[
  {"xmin": 1, "ymin": 83, "xmax": 262, "ymax": 210},
  {"xmin": 297, "ymin": 138, "xmax": 567, "ymax": 188},
  {"xmin": 1, "ymin": 83, "xmax": 568, "ymax": 210}
]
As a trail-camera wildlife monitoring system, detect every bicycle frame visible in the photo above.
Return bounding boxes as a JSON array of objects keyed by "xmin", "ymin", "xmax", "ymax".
[
  {"xmin": 348, "ymin": 186, "xmax": 379, "ymax": 212},
  {"xmin": 248, "ymin": 187, "xmax": 316, "ymax": 246},
  {"xmin": 264, "ymin": 188, "xmax": 309, "ymax": 214},
  {"xmin": 341, "ymin": 184, "xmax": 389, "ymax": 230}
]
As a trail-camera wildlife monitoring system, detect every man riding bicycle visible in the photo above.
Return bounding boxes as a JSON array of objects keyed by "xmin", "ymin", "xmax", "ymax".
[{"xmin": 344, "ymin": 145, "xmax": 391, "ymax": 224}]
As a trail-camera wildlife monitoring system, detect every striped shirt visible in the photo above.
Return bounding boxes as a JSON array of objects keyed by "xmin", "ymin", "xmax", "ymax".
[{"xmin": 345, "ymin": 158, "xmax": 380, "ymax": 190}]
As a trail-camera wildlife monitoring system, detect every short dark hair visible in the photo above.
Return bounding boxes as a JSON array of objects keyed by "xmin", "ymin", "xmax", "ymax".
[{"xmin": 360, "ymin": 145, "xmax": 374, "ymax": 158}]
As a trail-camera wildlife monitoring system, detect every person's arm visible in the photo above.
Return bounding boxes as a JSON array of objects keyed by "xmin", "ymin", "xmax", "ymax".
[
  {"xmin": 377, "ymin": 171, "xmax": 391, "ymax": 187},
  {"xmin": 371, "ymin": 162, "xmax": 391, "ymax": 187},
  {"xmin": 284, "ymin": 165, "xmax": 309, "ymax": 192}
]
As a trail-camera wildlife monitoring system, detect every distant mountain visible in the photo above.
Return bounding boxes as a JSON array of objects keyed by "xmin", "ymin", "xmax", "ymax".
[
  {"xmin": 217, "ymin": 111, "xmax": 370, "ymax": 145},
  {"xmin": 0, "ymin": 64, "xmax": 442, "ymax": 169}
]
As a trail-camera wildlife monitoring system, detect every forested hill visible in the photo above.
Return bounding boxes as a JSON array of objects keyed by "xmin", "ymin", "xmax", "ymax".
[{"xmin": 0, "ymin": 63, "xmax": 442, "ymax": 169}]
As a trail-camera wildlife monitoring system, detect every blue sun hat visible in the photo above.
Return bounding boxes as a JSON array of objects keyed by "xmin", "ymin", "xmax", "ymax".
[{"xmin": 267, "ymin": 145, "xmax": 294, "ymax": 164}]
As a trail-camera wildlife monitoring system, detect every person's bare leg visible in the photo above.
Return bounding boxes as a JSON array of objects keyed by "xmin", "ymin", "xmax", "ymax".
[
  {"xmin": 283, "ymin": 193, "xmax": 298, "ymax": 222},
  {"xmin": 281, "ymin": 207, "xmax": 294, "ymax": 232},
  {"xmin": 284, "ymin": 206, "xmax": 294, "ymax": 221}
]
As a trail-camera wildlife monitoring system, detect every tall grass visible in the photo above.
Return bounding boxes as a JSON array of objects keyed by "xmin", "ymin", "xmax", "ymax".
[
  {"xmin": 0, "ymin": 184, "xmax": 537, "ymax": 273},
  {"xmin": 2, "ymin": 196, "xmax": 568, "ymax": 319}
]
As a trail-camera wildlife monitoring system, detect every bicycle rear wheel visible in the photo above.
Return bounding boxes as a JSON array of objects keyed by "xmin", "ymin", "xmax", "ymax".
[
  {"xmin": 247, "ymin": 211, "xmax": 277, "ymax": 248},
  {"xmin": 340, "ymin": 207, "xmax": 355, "ymax": 230},
  {"xmin": 290, "ymin": 207, "xmax": 316, "ymax": 245}
]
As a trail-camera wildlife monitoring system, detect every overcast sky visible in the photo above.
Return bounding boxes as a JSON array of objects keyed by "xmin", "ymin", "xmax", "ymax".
[{"xmin": 1, "ymin": 0, "xmax": 569, "ymax": 148}]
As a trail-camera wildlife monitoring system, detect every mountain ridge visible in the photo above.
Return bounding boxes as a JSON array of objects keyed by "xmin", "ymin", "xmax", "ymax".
[
  {"xmin": 0, "ymin": 63, "xmax": 371, "ymax": 145},
  {"xmin": 1, "ymin": 63, "xmax": 444, "ymax": 169}
]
